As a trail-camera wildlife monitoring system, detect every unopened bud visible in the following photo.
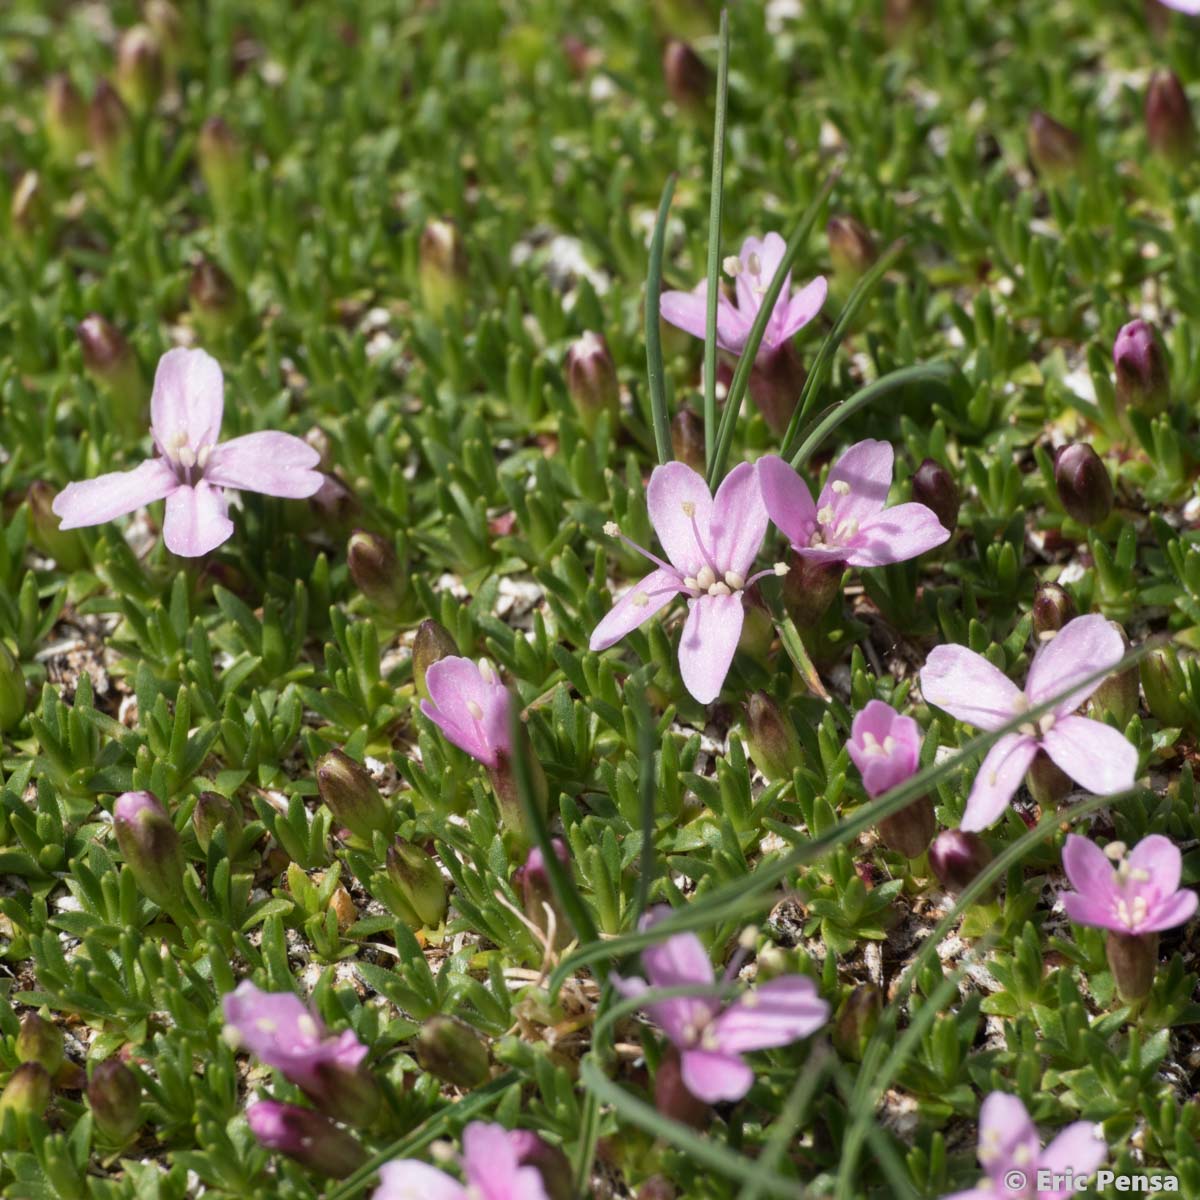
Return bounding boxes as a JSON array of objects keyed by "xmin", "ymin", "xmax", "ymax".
[
  {"xmin": 413, "ymin": 619, "xmax": 459, "ymax": 701},
  {"xmin": 1089, "ymin": 622, "xmax": 1138, "ymax": 728},
  {"xmin": 1028, "ymin": 111, "xmax": 1082, "ymax": 183},
  {"xmin": 827, "ymin": 216, "xmax": 876, "ymax": 281},
  {"xmin": 876, "ymin": 796, "xmax": 936, "ymax": 859},
  {"xmin": 748, "ymin": 342, "xmax": 806, "ymax": 436},
  {"xmin": 386, "ymin": 839, "xmax": 447, "ymax": 927},
  {"xmin": 192, "ymin": 791, "xmax": 242, "ymax": 853},
  {"xmin": 670, "ymin": 408, "xmax": 706, "ymax": 473},
  {"xmin": 929, "ymin": 829, "xmax": 994, "ymax": 895},
  {"xmin": 145, "ymin": 1, "xmax": 185, "ymax": 61},
  {"xmin": 88, "ymin": 80, "xmax": 132, "ymax": 186},
  {"xmin": 77, "ymin": 314, "xmax": 144, "ymax": 431},
  {"xmin": 1146, "ymin": 70, "xmax": 1194, "ymax": 164},
  {"xmin": 1054, "ymin": 443, "xmax": 1113, "ymax": 527},
  {"xmin": 1140, "ymin": 644, "xmax": 1191, "ymax": 729},
  {"xmin": 743, "ymin": 692, "xmax": 803, "ymax": 783},
  {"xmin": 415, "ymin": 1017, "xmax": 490, "ymax": 1089},
  {"xmin": 1032, "ymin": 583, "xmax": 1075, "ymax": 638},
  {"xmin": 655, "ymin": 1047, "xmax": 708, "ymax": 1127},
  {"xmin": 0, "ymin": 1063, "xmax": 51, "ymax": 1126},
  {"xmin": 565, "ymin": 331, "xmax": 620, "ymax": 434},
  {"xmin": 911, "ymin": 458, "xmax": 959, "ymax": 536},
  {"xmin": 247, "ymin": 1101, "xmax": 366, "ymax": 1178},
  {"xmin": 16, "ymin": 1015, "xmax": 63, "ymax": 1077},
  {"xmin": 27, "ymin": 481, "xmax": 87, "ymax": 571},
  {"xmin": 1026, "ymin": 750, "xmax": 1072, "ymax": 807},
  {"xmin": 509, "ymin": 1130, "xmax": 574, "ymax": 1200},
  {"xmin": 0, "ymin": 641, "xmax": 24, "ymax": 733},
  {"xmin": 112, "ymin": 791, "xmax": 186, "ymax": 915},
  {"xmin": 189, "ymin": 258, "xmax": 239, "ymax": 335},
  {"xmin": 44, "ymin": 74, "xmax": 88, "ymax": 162},
  {"xmin": 781, "ymin": 551, "xmax": 842, "ymax": 630},
  {"xmin": 832, "ymin": 983, "xmax": 881, "ymax": 1062},
  {"xmin": 347, "ymin": 530, "xmax": 406, "ymax": 616},
  {"xmin": 10, "ymin": 172, "xmax": 46, "ymax": 241},
  {"xmin": 88, "ymin": 1059, "xmax": 141, "ymax": 1142},
  {"xmin": 315, "ymin": 750, "xmax": 391, "ymax": 841},
  {"xmin": 197, "ymin": 117, "xmax": 246, "ymax": 216},
  {"xmin": 487, "ymin": 746, "xmax": 549, "ymax": 850},
  {"xmin": 514, "ymin": 839, "xmax": 571, "ymax": 950},
  {"xmin": 419, "ymin": 218, "xmax": 468, "ymax": 319},
  {"xmin": 1114, "ymin": 319, "xmax": 1170, "ymax": 415},
  {"xmin": 662, "ymin": 40, "xmax": 710, "ymax": 114},
  {"xmin": 1106, "ymin": 930, "xmax": 1158, "ymax": 1002},
  {"xmin": 116, "ymin": 25, "xmax": 165, "ymax": 112}
]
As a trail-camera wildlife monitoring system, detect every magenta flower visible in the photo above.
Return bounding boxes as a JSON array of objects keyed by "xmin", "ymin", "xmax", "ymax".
[
  {"xmin": 247, "ymin": 1101, "xmax": 366, "ymax": 1179},
  {"xmin": 943, "ymin": 1092, "xmax": 1106, "ymax": 1200},
  {"xmin": 52, "ymin": 347, "xmax": 322, "ymax": 556},
  {"xmin": 920, "ymin": 615, "xmax": 1137, "ymax": 832},
  {"xmin": 420, "ymin": 656, "xmax": 512, "ymax": 768},
  {"xmin": 591, "ymin": 461, "xmax": 780, "ymax": 704},
  {"xmin": 613, "ymin": 907, "xmax": 829, "ymax": 1103},
  {"xmin": 1061, "ymin": 834, "xmax": 1197, "ymax": 935},
  {"xmin": 846, "ymin": 700, "xmax": 921, "ymax": 798},
  {"xmin": 374, "ymin": 1122, "xmax": 551, "ymax": 1200},
  {"xmin": 758, "ymin": 440, "xmax": 950, "ymax": 568},
  {"xmin": 660, "ymin": 233, "xmax": 826, "ymax": 361}
]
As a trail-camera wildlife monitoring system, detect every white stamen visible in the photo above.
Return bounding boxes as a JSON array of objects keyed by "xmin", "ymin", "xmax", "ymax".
[
  {"xmin": 723, "ymin": 255, "xmax": 742, "ymax": 276},
  {"xmin": 708, "ymin": 582, "xmax": 731, "ymax": 596},
  {"xmin": 603, "ymin": 521, "xmax": 620, "ymax": 537},
  {"xmin": 178, "ymin": 446, "xmax": 196, "ymax": 470},
  {"xmin": 297, "ymin": 1014, "xmax": 319, "ymax": 1038},
  {"xmin": 681, "ymin": 501, "xmax": 696, "ymax": 518},
  {"xmin": 479, "ymin": 660, "xmax": 496, "ymax": 684},
  {"xmin": 632, "ymin": 592, "xmax": 650, "ymax": 608},
  {"xmin": 699, "ymin": 1028, "xmax": 721, "ymax": 1051},
  {"xmin": 1129, "ymin": 868, "xmax": 1150, "ymax": 883},
  {"xmin": 746, "ymin": 252, "xmax": 762, "ymax": 276},
  {"xmin": 773, "ymin": 562, "xmax": 788, "ymax": 576},
  {"xmin": 724, "ymin": 570, "xmax": 745, "ymax": 591},
  {"xmin": 196, "ymin": 444, "xmax": 212, "ymax": 469},
  {"xmin": 683, "ymin": 576, "xmax": 699, "ymax": 591},
  {"xmin": 696, "ymin": 565, "xmax": 716, "ymax": 591},
  {"xmin": 1104, "ymin": 841, "xmax": 1127, "ymax": 862},
  {"xmin": 840, "ymin": 518, "xmax": 859, "ymax": 538},
  {"xmin": 466, "ymin": 700, "xmax": 484, "ymax": 720},
  {"xmin": 883, "ymin": 735, "xmax": 896, "ymax": 753},
  {"xmin": 831, "ymin": 480, "xmax": 851, "ymax": 495},
  {"xmin": 255, "ymin": 1018, "xmax": 277, "ymax": 1033},
  {"xmin": 738, "ymin": 925, "xmax": 758, "ymax": 950},
  {"xmin": 817, "ymin": 505, "xmax": 835, "ymax": 526},
  {"xmin": 1037, "ymin": 712, "xmax": 1056, "ymax": 735}
]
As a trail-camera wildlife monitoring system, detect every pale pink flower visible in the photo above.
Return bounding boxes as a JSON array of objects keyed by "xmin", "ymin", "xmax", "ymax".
[
  {"xmin": 758, "ymin": 439, "xmax": 950, "ymax": 567},
  {"xmin": 591, "ymin": 461, "xmax": 778, "ymax": 704},
  {"xmin": 1061, "ymin": 834, "xmax": 1197, "ymax": 935},
  {"xmin": 53, "ymin": 347, "xmax": 322, "ymax": 556},
  {"xmin": 420, "ymin": 656, "xmax": 512, "ymax": 768},
  {"xmin": 920, "ymin": 615, "xmax": 1137, "ymax": 832},
  {"xmin": 846, "ymin": 700, "xmax": 921, "ymax": 798},
  {"xmin": 1156, "ymin": 0, "xmax": 1200, "ymax": 12}
]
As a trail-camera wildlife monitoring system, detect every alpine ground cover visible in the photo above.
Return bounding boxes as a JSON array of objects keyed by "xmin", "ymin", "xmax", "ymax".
[{"xmin": 2, "ymin": 0, "xmax": 1200, "ymax": 1197}]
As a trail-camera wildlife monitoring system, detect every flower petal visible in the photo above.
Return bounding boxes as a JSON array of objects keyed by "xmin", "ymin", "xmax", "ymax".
[
  {"xmin": 52, "ymin": 458, "xmax": 178, "ymax": 530},
  {"xmin": 977, "ymin": 1092, "xmax": 1040, "ymax": 1186},
  {"xmin": 1041, "ymin": 715, "xmax": 1137, "ymax": 795},
  {"xmin": 1025, "ymin": 614, "xmax": 1125, "ymax": 715},
  {"xmin": 1061, "ymin": 834, "xmax": 1116, "ymax": 901},
  {"xmin": 961, "ymin": 733, "xmax": 1038, "ymax": 832},
  {"xmin": 660, "ymin": 283, "xmax": 751, "ymax": 355},
  {"xmin": 818, "ymin": 439, "xmax": 893, "ymax": 527},
  {"xmin": 1142, "ymin": 888, "xmax": 1199, "ymax": 933},
  {"xmin": 162, "ymin": 481, "xmax": 234, "ymax": 557},
  {"xmin": 757, "ymin": 454, "xmax": 817, "ymax": 550},
  {"xmin": 678, "ymin": 593, "xmax": 744, "ymax": 705},
  {"xmin": 590, "ymin": 569, "xmax": 682, "ymax": 652},
  {"xmin": 1126, "ymin": 834, "xmax": 1181, "ymax": 895},
  {"xmin": 679, "ymin": 1048, "xmax": 754, "ymax": 1103},
  {"xmin": 205, "ymin": 431, "xmax": 323, "ymax": 498},
  {"xmin": 638, "ymin": 925, "xmax": 719, "ymax": 1047},
  {"xmin": 920, "ymin": 645, "xmax": 1025, "ymax": 731},
  {"xmin": 710, "ymin": 461, "xmax": 768, "ymax": 576},
  {"xmin": 736, "ymin": 232, "xmax": 790, "ymax": 317},
  {"xmin": 421, "ymin": 657, "xmax": 511, "ymax": 768},
  {"xmin": 1037, "ymin": 1121, "xmax": 1107, "ymax": 1198},
  {"xmin": 375, "ymin": 1160, "xmax": 467, "ymax": 1200},
  {"xmin": 462, "ymin": 1123, "xmax": 550, "ymax": 1200},
  {"xmin": 150, "ymin": 347, "xmax": 224, "ymax": 453},
  {"xmin": 646, "ymin": 461, "xmax": 715, "ymax": 577},
  {"xmin": 1061, "ymin": 893, "xmax": 1119, "ymax": 931},
  {"xmin": 776, "ymin": 276, "xmax": 828, "ymax": 343},
  {"xmin": 711, "ymin": 975, "xmax": 829, "ymax": 1053},
  {"xmin": 845, "ymin": 502, "xmax": 950, "ymax": 567}
]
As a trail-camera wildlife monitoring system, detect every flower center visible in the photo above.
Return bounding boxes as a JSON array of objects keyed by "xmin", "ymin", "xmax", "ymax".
[
  {"xmin": 162, "ymin": 429, "xmax": 211, "ymax": 484},
  {"xmin": 859, "ymin": 731, "xmax": 897, "ymax": 758}
]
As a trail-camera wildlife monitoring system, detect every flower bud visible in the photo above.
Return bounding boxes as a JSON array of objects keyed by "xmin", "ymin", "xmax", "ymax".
[
  {"xmin": 1032, "ymin": 582, "xmax": 1075, "ymax": 638},
  {"xmin": 832, "ymin": 983, "xmax": 881, "ymax": 1062},
  {"xmin": 115, "ymin": 25, "xmax": 165, "ymax": 112},
  {"xmin": 655, "ymin": 1047, "xmax": 708, "ymax": 1127},
  {"xmin": 44, "ymin": 74, "xmax": 88, "ymax": 162},
  {"xmin": 748, "ymin": 342, "xmax": 806, "ymax": 436},
  {"xmin": 670, "ymin": 408, "xmax": 706, "ymax": 473},
  {"xmin": 514, "ymin": 839, "xmax": 571, "ymax": 950},
  {"xmin": 662, "ymin": 40, "xmax": 710, "ymax": 114},
  {"xmin": 1146, "ymin": 69, "xmax": 1194, "ymax": 164},
  {"xmin": 929, "ymin": 829, "xmax": 994, "ymax": 896},
  {"xmin": 10, "ymin": 171, "xmax": 46, "ymax": 242},
  {"xmin": 347, "ymin": 530, "xmax": 406, "ymax": 616},
  {"xmin": 1114, "ymin": 319, "xmax": 1170, "ymax": 415},
  {"xmin": 1028, "ymin": 111, "xmax": 1082, "ymax": 183},
  {"xmin": 0, "ymin": 1063, "xmax": 51, "ymax": 1126},
  {"xmin": 88, "ymin": 80, "xmax": 132, "ymax": 186},
  {"xmin": 418, "ymin": 218, "xmax": 468, "ymax": 319},
  {"xmin": 564, "ymin": 331, "xmax": 620, "ymax": 434},
  {"xmin": 112, "ymin": 792, "xmax": 186, "ymax": 915},
  {"xmin": 88, "ymin": 1059, "xmax": 141, "ymax": 1142},
  {"xmin": 1026, "ymin": 750, "xmax": 1072, "ymax": 807},
  {"xmin": 743, "ymin": 692, "xmax": 803, "ymax": 782},
  {"xmin": 509, "ymin": 1131, "xmax": 574, "ymax": 1200},
  {"xmin": 876, "ymin": 796, "xmax": 936, "ymax": 859},
  {"xmin": 189, "ymin": 258, "xmax": 240, "ymax": 336},
  {"xmin": 77, "ymin": 314, "xmax": 144, "ymax": 431},
  {"xmin": 1140, "ymin": 644, "xmax": 1191, "ymax": 729},
  {"xmin": 0, "ymin": 639, "xmax": 26, "ymax": 733},
  {"xmin": 1089, "ymin": 622, "xmax": 1138, "ymax": 728},
  {"xmin": 145, "ymin": 1, "xmax": 185, "ymax": 62},
  {"xmin": 386, "ymin": 839, "xmax": 447, "ymax": 927},
  {"xmin": 413, "ymin": 619, "xmax": 459, "ymax": 702},
  {"xmin": 16, "ymin": 1015, "xmax": 63, "ymax": 1077},
  {"xmin": 1054, "ymin": 443, "xmax": 1113, "ymax": 527},
  {"xmin": 192, "ymin": 791, "xmax": 243, "ymax": 853},
  {"xmin": 827, "ymin": 216, "xmax": 876, "ymax": 281},
  {"xmin": 1106, "ymin": 930, "xmax": 1158, "ymax": 1002},
  {"xmin": 315, "ymin": 750, "xmax": 391, "ymax": 841},
  {"xmin": 414, "ymin": 1016, "xmax": 490, "ymax": 1089},
  {"xmin": 247, "ymin": 1101, "xmax": 366, "ymax": 1178},
  {"xmin": 911, "ymin": 458, "xmax": 959, "ymax": 536},
  {"xmin": 28, "ymin": 481, "xmax": 88, "ymax": 571},
  {"xmin": 781, "ymin": 552, "xmax": 842, "ymax": 630},
  {"xmin": 197, "ymin": 116, "xmax": 246, "ymax": 216}
]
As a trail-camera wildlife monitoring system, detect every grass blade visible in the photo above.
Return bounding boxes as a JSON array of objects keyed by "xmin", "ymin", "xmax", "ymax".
[{"xmin": 646, "ymin": 173, "xmax": 678, "ymax": 465}]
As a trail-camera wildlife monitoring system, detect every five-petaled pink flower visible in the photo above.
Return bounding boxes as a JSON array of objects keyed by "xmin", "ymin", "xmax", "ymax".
[
  {"xmin": 613, "ymin": 907, "xmax": 829, "ymax": 1103},
  {"xmin": 920, "ymin": 615, "xmax": 1137, "ymax": 832},
  {"xmin": 420, "ymin": 656, "xmax": 512, "ymax": 768},
  {"xmin": 846, "ymin": 700, "xmax": 921, "ymax": 798},
  {"xmin": 660, "ymin": 232, "xmax": 826, "ymax": 362},
  {"xmin": 53, "ymin": 347, "xmax": 323, "ymax": 557},
  {"xmin": 373, "ymin": 1122, "xmax": 550, "ymax": 1200},
  {"xmin": 591, "ymin": 461, "xmax": 782, "ymax": 704},
  {"xmin": 943, "ymin": 1092, "xmax": 1106, "ymax": 1200},
  {"xmin": 758, "ymin": 439, "xmax": 950, "ymax": 568},
  {"xmin": 1061, "ymin": 834, "xmax": 1198, "ymax": 935}
]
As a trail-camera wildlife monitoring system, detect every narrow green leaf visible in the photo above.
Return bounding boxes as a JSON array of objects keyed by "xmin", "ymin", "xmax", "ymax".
[
  {"xmin": 703, "ymin": 8, "xmax": 731, "ymax": 471},
  {"xmin": 646, "ymin": 173, "xmax": 678, "ymax": 465}
]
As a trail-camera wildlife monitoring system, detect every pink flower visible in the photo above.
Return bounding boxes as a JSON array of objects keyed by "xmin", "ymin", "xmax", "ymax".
[
  {"xmin": 52, "ymin": 347, "xmax": 322, "ymax": 556},
  {"xmin": 846, "ymin": 700, "xmax": 921, "ymax": 798},
  {"xmin": 659, "ymin": 233, "xmax": 826, "ymax": 362},
  {"xmin": 943, "ymin": 1092, "xmax": 1105, "ymax": 1200},
  {"xmin": 591, "ymin": 461, "xmax": 779, "ymax": 704},
  {"xmin": 420, "ymin": 656, "xmax": 512, "ymax": 768},
  {"xmin": 758, "ymin": 439, "xmax": 950, "ymax": 568},
  {"xmin": 1156, "ymin": 0, "xmax": 1200, "ymax": 12},
  {"xmin": 613, "ymin": 907, "xmax": 829, "ymax": 1103},
  {"xmin": 919, "ymin": 615, "xmax": 1137, "ymax": 832},
  {"xmin": 373, "ymin": 1122, "xmax": 550, "ymax": 1200},
  {"xmin": 1061, "ymin": 834, "xmax": 1198, "ymax": 935}
]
